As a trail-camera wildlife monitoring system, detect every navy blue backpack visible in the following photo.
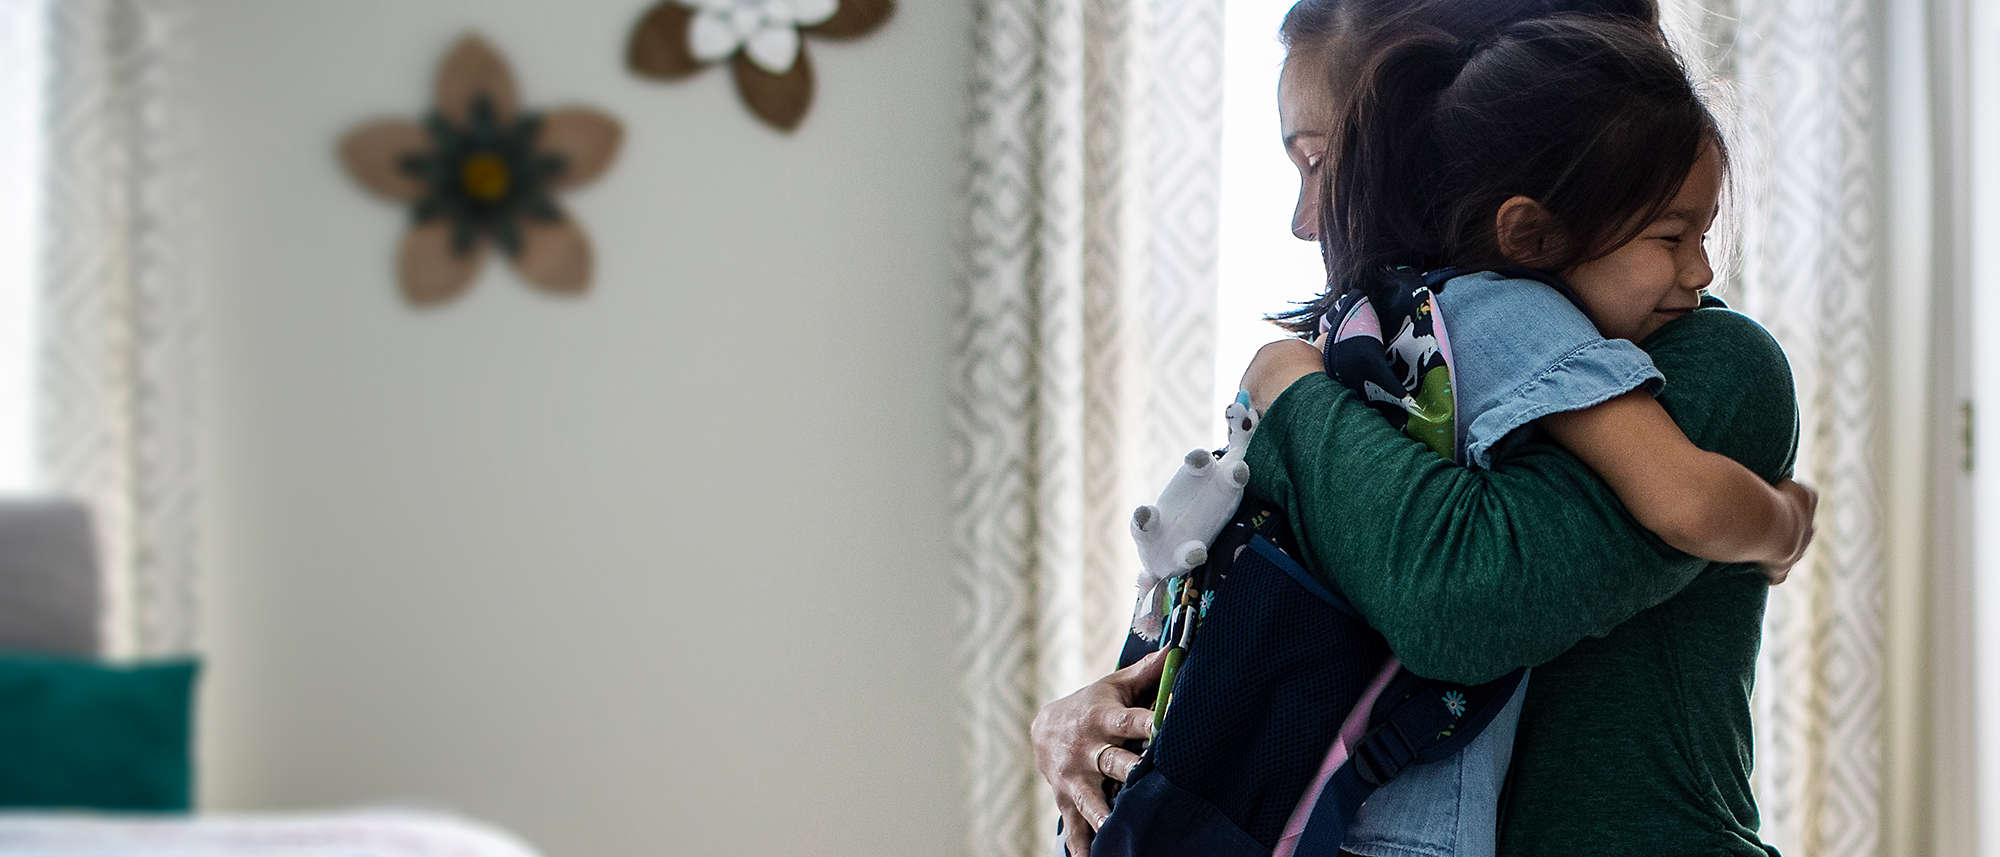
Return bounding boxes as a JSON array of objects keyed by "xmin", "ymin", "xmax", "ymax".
[{"xmin": 1080, "ymin": 503, "xmax": 1524, "ymax": 857}]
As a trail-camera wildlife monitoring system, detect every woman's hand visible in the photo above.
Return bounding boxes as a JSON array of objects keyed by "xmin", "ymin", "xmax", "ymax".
[
  {"xmin": 1030, "ymin": 650, "xmax": 1165, "ymax": 857},
  {"xmin": 1239, "ymin": 337, "xmax": 1326, "ymax": 414},
  {"xmin": 1760, "ymin": 478, "xmax": 1818, "ymax": 585}
]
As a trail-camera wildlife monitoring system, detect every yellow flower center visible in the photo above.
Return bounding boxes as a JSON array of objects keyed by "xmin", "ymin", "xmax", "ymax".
[{"xmin": 459, "ymin": 152, "xmax": 511, "ymax": 203}]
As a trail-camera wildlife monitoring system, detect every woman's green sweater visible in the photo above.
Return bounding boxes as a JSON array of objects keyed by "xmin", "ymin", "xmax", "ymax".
[{"xmin": 1244, "ymin": 306, "xmax": 1794, "ymax": 857}]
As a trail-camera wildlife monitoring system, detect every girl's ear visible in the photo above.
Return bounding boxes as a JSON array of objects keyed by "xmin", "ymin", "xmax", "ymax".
[{"xmin": 1494, "ymin": 196, "xmax": 1567, "ymax": 266}]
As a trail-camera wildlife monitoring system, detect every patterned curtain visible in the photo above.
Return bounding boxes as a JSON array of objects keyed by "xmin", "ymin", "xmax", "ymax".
[
  {"xmin": 36, "ymin": 0, "xmax": 200, "ymax": 657},
  {"xmin": 1662, "ymin": 1, "xmax": 1888, "ymax": 854},
  {"xmin": 952, "ymin": 1, "xmax": 1223, "ymax": 854}
]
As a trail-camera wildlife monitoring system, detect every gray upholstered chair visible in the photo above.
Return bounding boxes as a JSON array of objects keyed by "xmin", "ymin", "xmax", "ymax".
[{"xmin": 0, "ymin": 496, "xmax": 103, "ymax": 656}]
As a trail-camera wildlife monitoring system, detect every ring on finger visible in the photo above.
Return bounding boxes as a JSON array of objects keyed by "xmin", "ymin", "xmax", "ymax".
[{"xmin": 1092, "ymin": 742, "xmax": 1117, "ymax": 776}]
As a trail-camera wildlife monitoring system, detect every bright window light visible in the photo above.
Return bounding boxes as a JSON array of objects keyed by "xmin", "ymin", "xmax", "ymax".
[
  {"xmin": 0, "ymin": 0, "xmax": 43, "ymax": 492},
  {"xmin": 1213, "ymin": 0, "xmax": 1327, "ymax": 404}
]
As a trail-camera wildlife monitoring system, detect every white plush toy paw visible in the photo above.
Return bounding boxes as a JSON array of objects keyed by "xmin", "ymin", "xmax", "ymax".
[{"xmin": 1128, "ymin": 396, "xmax": 1259, "ymax": 640}]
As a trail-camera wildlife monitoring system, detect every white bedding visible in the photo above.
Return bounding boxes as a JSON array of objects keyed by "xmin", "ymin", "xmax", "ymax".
[{"xmin": 0, "ymin": 810, "xmax": 543, "ymax": 857}]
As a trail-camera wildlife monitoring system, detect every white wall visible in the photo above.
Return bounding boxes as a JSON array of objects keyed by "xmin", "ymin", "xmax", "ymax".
[
  {"xmin": 1969, "ymin": 0, "xmax": 2000, "ymax": 852},
  {"xmin": 186, "ymin": 3, "xmax": 971, "ymax": 856}
]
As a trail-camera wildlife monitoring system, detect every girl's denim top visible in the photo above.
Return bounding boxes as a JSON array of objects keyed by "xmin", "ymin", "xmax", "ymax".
[{"xmin": 1338, "ymin": 270, "xmax": 1661, "ymax": 857}]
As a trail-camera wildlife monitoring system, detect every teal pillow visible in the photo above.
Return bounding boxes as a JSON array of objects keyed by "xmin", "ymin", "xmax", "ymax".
[{"xmin": 0, "ymin": 654, "xmax": 199, "ymax": 811}]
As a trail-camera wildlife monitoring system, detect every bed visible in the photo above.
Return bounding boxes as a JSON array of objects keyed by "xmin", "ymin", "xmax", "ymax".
[
  {"xmin": 0, "ymin": 811, "xmax": 543, "ymax": 857},
  {"xmin": 0, "ymin": 499, "xmax": 545, "ymax": 857}
]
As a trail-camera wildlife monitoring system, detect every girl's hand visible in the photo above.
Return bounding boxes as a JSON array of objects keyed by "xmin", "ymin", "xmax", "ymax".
[
  {"xmin": 1030, "ymin": 650, "xmax": 1165, "ymax": 857},
  {"xmin": 1761, "ymin": 479, "xmax": 1818, "ymax": 585},
  {"xmin": 1239, "ymin": 338, "xmax": 1325, "ymax": 414}
]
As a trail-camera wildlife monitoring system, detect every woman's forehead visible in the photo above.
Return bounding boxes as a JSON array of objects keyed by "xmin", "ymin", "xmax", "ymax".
[{"xmin": 1278, "ymin": 56, "xmax": 1339, "ymax": 136}]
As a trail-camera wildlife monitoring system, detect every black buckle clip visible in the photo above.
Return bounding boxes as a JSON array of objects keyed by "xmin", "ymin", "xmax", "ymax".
[{"xmin": 1351, "ymin": 721, "xmax": 1419, "ymax": 787}]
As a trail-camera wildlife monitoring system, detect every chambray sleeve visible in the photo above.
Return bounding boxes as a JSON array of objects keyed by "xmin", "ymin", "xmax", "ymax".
[{"xmin": 1434, "ymin": 274, "xmax": 1663, "ymax": 469}]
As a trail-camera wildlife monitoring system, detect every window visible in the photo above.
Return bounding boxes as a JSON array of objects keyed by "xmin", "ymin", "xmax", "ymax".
[
  {"xmin": 0, "ymin": 0, "xmax": 42, "ymax": 492},
  {"xmin": 1213, "ymin": 0, "xmax": 1326, "ymax": 402}
]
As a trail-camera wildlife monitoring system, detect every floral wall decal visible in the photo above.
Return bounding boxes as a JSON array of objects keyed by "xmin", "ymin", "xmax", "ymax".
[
  {"xmin": 340, "ymin": 35, "xmax": 623, "ymax": 306},
  {"xmin": 627, "ymin": 0, "xmax": 894, "ymax": 131}
]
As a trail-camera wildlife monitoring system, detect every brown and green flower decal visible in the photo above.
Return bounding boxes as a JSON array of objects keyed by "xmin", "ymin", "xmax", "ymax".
[
  {"xmin": 627, "ymin": 0, "xmax": 894, "ymax": 131},
  {"xmin": 340, "ymin": 35, "xmax": 623, "ymax": 306}
]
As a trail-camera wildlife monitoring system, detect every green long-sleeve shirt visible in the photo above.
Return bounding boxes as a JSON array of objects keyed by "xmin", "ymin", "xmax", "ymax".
[{"xmin": 1244, "ymin": 305, "xmax": 1795, "ymax": 857}]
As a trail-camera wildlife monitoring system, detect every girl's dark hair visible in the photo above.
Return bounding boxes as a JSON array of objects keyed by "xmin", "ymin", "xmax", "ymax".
[
  {"xmin": 1270, "ymin": 0, "xmax": 1686, "ymax": 334},
  {"xmin": 1273, "ymin": 13, "xmax": 1719, "ymax": 333}
]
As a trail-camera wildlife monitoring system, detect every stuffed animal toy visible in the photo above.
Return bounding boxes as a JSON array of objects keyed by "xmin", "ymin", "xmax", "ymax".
[{"xmin": 1128, "ymin": 393, "xmax": 1260, "ymax": 640}]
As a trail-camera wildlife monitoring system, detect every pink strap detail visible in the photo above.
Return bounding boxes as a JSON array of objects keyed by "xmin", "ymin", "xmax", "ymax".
[
  {"xmin": 1270, "ymin": 656, "xmax": 1403, "ymax": 857},
  {"xmin": 1332, "ymin": 298, "xmax": 1383, "ymax": 342},
  {"xmin": 1427, "ymin": 293, "xmax": 1459, "ymax": 443}
]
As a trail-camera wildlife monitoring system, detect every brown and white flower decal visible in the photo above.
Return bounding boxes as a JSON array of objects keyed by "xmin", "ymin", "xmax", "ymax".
[
  {"xmin": 627, "ymin": 0, "xmax": 894, "ymax": 131},
  {"xmin": 340, "ymin": 35, "xmax": 623, "ymax": 306}
]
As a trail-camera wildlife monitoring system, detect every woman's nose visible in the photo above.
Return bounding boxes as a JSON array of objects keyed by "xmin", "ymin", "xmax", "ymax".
[{"xmin": 1292, "ymin": 186, "xmax": 1318, "ymax": 241}]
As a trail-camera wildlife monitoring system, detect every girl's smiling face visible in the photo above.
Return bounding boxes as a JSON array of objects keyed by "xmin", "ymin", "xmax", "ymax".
[{"xmin": 1561, "ymin": 144, "xmax": 1724, "ymax": 342}]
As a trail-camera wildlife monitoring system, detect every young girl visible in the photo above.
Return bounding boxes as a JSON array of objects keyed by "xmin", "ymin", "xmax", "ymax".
[{"xmin": 1247, "ymin": 13, "xmax": 1810, "ymax": 857}]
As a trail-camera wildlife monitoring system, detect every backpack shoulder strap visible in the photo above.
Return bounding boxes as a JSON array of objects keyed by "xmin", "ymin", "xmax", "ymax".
[{"xmin": 1289, "ymin": 667, "xmax": 1529, "ymax": 855}]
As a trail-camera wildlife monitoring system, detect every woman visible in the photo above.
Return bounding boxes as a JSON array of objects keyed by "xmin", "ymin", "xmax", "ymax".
[{"xmin": 1031, "ymin": 2, "xmax": 1806, "ymax": 855}]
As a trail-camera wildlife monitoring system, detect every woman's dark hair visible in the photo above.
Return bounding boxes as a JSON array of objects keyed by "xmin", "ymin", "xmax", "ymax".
[
  {"xmin": 1280, "ymin": 0, "xmax": 1659, "ymax": 53},
  {"xmin": 1264, "ymin": 0, "xmax": 1688, "ymax": 332}
]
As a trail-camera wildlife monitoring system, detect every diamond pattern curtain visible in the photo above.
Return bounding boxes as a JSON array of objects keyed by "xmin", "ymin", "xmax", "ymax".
[
  {"xmin": 1663, "ymin": 1, "xmax": 1889, "ymax": 854},
  {"xmin": 36, "ymin": 0, "xmax": 200, "ymax": 657},
  {"xmin": 952, "ymin": 1, "xmax": 1223, "ymax": 854}
]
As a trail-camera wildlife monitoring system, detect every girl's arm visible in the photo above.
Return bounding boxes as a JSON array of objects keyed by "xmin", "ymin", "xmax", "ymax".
[
  {"xmin": 1539, "ymin": 390, "xmax": 1813, "ymax": 570},
  {"xmin": 1243, "ymin": 306, "xmax": 1798, "ymax": 684}
]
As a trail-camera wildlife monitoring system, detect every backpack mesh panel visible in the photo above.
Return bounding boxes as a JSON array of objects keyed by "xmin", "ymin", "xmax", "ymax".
[{"xmin": 1146, "ymin": 542, "xmax": 1390, "ymax": 847}]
